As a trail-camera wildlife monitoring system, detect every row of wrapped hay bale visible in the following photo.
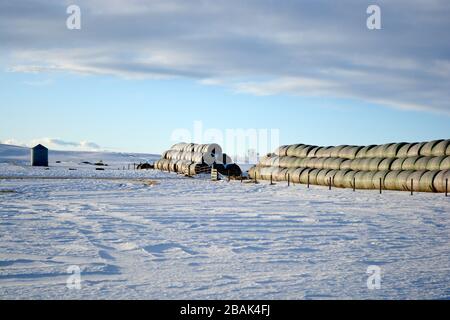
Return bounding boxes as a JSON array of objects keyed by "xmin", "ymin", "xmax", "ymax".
[
  {"xmin": 257, "ymin": 155, "xmax": 450, "ymax": 171},
  {"xmin": 154, "ymin": 142, "xmax": 242, "ymax": 176},
  {"xmin": 248, "ymin": 167, "xmax": 450, "ymax": 193},
  {"xmin": 249, "ymin": 139, "xmax": 450, "ymax": 193},
  {"xmin": 275, "ymin": 140, "xmax": 450, "ymax": 159}
]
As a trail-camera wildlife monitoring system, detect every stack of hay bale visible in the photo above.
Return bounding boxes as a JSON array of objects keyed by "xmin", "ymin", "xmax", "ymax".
[
  {"xmin": 248, "ymin": 140, "xmax": 450, "ymax": 193},
  {"xmin": 154, "ymin": 142, "xmax": 242, "ymax": 176}
]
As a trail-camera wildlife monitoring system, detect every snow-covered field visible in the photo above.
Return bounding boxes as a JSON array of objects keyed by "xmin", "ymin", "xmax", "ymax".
[{"xmin": 0, "ymin": 144, "xmax": 449, "ymax": 300}]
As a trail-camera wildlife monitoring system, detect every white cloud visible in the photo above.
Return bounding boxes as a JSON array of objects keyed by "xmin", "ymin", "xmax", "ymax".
[
  {"xmin": 1, "ymin": 138, "xmax": 102, "ymax": 151},
  {"xmin": 1, "ymin": 0, "xmax": 450, "ymax": 115},
  {"xmin": 0, "ymin": 139, "xmax": 28, "ymax": 147},
  {"xmin": 234, "ymin": 77, "xmax": 337, "ymax": 96}
]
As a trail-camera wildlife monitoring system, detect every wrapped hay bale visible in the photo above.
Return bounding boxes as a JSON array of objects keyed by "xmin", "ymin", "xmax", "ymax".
[
  {"xmin": 184, "ymin": 161, "xmax": 194, "ymax": 173},
  {"xmin": 356, "ymin": 145, "xmax": 376, "ymax": 158},
  {"xmin": 339, "ymin": 146, "xmax": 363, "ymax": 159},
  {"xmin": 395, "ymin": 170, "xmax": 416, "ymax": 191},
  {"xmin": 369, "ymin": 158, "xmax": 384, "ymax": 171},
  {"xmin": 341, "ymin": 170, "xmax": 359, "ymax": 188},
  {"xmin": 375, "ymin": 144, "xmax": 394, "ymax": 158},
  {"xmin": 311, "ymin": 147, "xmax": 323, "ymax": 158},
  {"xmin": 297, "ymin": 168, "xmax": 313, "ymax": 184},
  {"xmin": 384, "ymin": 170, "xmax": 402, "ymax": 190},
  {"xmin": 407, "ymin": 170, "xmax": 427, "ymax": 192},
  {"xmin": 360, "ymin": 158, "xmax": 373, "ymax": 171},
  {"xmin": 431, "ymin": 140, "xmax": 450, "ymax": 156},
  {"xmin": 296, "ymin": 157, "xmax": 310, "ymax": 168},
  {"xmin": 171, "ymin": 143, "xmax": 187, "ymax": 151},
  {"xmin": 401, "ymin": 156, "xmax": 422, "ymax": 170},
  {"xmin": 433, "ymin": 170, "xmax": 450, "ymax": 193},
  {"xmin": 426, "ymin": 156, "xmax": 446, "ymax": 171},
  {"xmin": 417, "ymin": 170, "xmax": 440, "ymax": 192},
  {"xmin": 421, "ymin": 140, "xmax": 443, "ymax": 156},
  {"xmin": 278, "ymin": 156, "xmax": 293, "ymax": 168},
  {"xmin": 319, "ymin": 147, "xmax": 333, "ymax": 158},
  {"xmin": 314, "ymin": 158, "xmax": 327, "ymax": 169},
  {"xmin": 306, "ymin": 158, "xmax": 319, "ymax": 169},
  {"xmin": 168, "ymin": 160, "xmax": 177, "ymax": 172},
  {"xmin": 366, "ymin": 145, "xmax": 382, "ymax": 158},
  {"xmin": 294, "ymin": 145, "xmax": 316, "ymax": 158},
  {"xmin": 286, "ymin": 144, "xmax": 303, "ymax": 157},
  {"xmin": 325, "ymin": 170, "xmax": 339, "ymax": 187},
  {"xmin": 323, "ymin": 158, "xmax": 345, "ymax": 170},
  {"xmin": 258, "ymin": 154, "xmax": 275, "ymax": 167},
  {"xmin": 371, "ymin": 170, "xmax": 390, "ymax": 190},
  {"xmin": 291, "ymin": 168, "xmax": 308, "ymax": 183},
  {"xmin": 333, "ymin": 169, "xmax": 352, "ymax": 188},
  {"xmin": 316, "ymin": 169, "xmax": 332, "ymax": 186},
  {"xmin": 396, "ymin": 143, "xmax": 414, "ymax": 158},
  {"xmin": 284, "ymin": 168, "xmax": 297, "ymax": 181},
  {"xmin": 350, "ymin": 159, "xmax": 362, "ymax": 171},
  {"xmin": 162, "ymin": 159, "xmax": 171, "ymax": 171},
  {"xmin": 414, "ymin": 156, "xmax": 434, "ymax": 170},
  {"xmin": 385, "ymin": 143, "xmax": 407, "ymax": 158},
  {"xmin": 292, "ymin": 157, "xmax": 305, "ymax": 168},
  {"xmin": 308, "ymin": 169, "xmax": 322, "ymax": 185},
  {"xmin": 269, "ymin": 156, "xmax": 281, "ymax": 167},
  {"xmin": 362, "ymin": 171, "xmax": 377, "ymax": 189},
  {"xmin": 307, "ymin": 146, "xmax": 321, "ymax": 158},
  {"xmin": 275, "ymin": 145, "xmax": 290, "ymax": 157},
  {"xmin": 440, "ymin": 156, "xmax": 450, "ymax": 170},
  {"xmin": 353, "ymin": 171, "xmax": 369, "ymax": 189},
  {"xmin": 191, "ymin": 152, "xmax": 206, "ymax": 163},
  {"xmin": 340, "ymin": 159, "xmax": 352, "ymax": 170},
  {"xmin": 274, "ymin": 168, "xmax": 289, "ymax": 181},
  {"xmin": 154, "ymin": 159, "xmax": 162, "ymax": 170},
  {"xmin": 407, "ymin": 142, "xmax": 426, "ymax": 157},
  {"xmin": 257, "ymin": 167, "xmax": 272, "ymax": 180},
  {"xmin": 391, "ymin": 158, "xmax": 406, "ymax": 170},
  {"xmin": 330, "ymin": 145, "xmax": 348, "ymax": 158},
  {"xmin": 378, "ymin": 158, "xmax": 396, "ymax": 171},
  {"xmin": 153, "ymin": 160, "xmax": 161, "ymax": 170}
]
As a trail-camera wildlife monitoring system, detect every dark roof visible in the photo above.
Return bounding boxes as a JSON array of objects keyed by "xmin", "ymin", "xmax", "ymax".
[{"xmin": 32, "ymin": 144, "xmax": 48, "ymax": 150}]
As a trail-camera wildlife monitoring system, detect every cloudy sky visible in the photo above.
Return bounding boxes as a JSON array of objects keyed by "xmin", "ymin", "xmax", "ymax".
[{"xmin": 0, "ymin": 0, "xmax": 449, "ymax": 154}]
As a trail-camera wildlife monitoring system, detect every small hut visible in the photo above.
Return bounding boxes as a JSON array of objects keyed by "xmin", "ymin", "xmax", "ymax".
[{"xmin": 31, "ymin": 144, "xmax": 48, "ymax": 167}]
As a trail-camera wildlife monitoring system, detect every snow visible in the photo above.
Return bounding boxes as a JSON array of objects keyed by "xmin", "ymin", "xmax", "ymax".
[{"xmin": 0, "ymin": 144, "xmax": 449, "ymax": 300}]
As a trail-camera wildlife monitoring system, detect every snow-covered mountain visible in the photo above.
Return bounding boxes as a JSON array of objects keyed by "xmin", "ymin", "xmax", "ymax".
[{"xmin": 0, "ymin": 143, "xmax": 160, "ymax": 167}]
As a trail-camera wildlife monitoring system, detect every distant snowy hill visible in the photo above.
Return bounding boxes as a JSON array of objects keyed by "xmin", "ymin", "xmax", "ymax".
[{"xmin": 0, "ymin": 143, "xmax": 160, "ymax": 167}]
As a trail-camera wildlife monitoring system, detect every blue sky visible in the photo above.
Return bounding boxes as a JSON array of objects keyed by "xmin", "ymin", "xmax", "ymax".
[{"xmin": 1, "ymin": 0, "xmax": 449, "ymax": 154}]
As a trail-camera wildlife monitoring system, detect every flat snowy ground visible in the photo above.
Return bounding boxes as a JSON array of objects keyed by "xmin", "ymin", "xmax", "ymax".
[{"xmin": 0, "ymin": 147, "xmax": 449, "ymax": 299}]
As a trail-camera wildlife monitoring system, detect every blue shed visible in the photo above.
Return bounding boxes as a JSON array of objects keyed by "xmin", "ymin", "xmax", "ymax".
[{"xmin": 31, "ymin": 144, "xmax": 48, "ymax": 167}]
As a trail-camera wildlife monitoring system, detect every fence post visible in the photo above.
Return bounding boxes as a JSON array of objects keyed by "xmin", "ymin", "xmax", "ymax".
[
  {"xmin": 288, "ymin": 174, "xmax": 290, "ymax": 187},
  {"xmin": 446, "ymin": 178, "xmax": 448, "ymax": 197},
  {"xmin": 328, "ymin": 177, "xmax": 331, "ymax": 190},
  {"xmin": 411, "ymin": 179, "xmax": 414, "ymax": 196},
  {"xmin": 188, "ymin": 166, "xmax": 191, "ymax": 176},
  {"xmin": 270, "ymin": 174, "xmax": 273, "ymax": 185},
  {"xmin": 379, "ymin": 178, "xmax": 382, "ymax": 194},
  {"xmin": 353, "ymin": 177, "xmax": 356, "ymax": 192},
  {"xmin": 307, "ymin": 172, "xmax": 310, "ymax": 189}
]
